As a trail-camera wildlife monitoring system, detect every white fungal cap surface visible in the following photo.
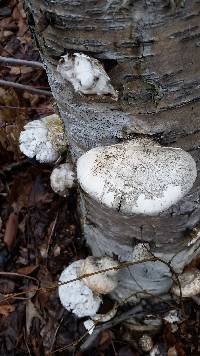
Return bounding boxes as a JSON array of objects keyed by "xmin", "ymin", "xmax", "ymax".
[
  {"xmin": 57, "ymin": 53, "xmax": 118, "ymax": 98},
  {"xmin": 77, "ymin": 139, "xmax": 197, "ymax": 216},
  {"xmin": 58, "ymin": 260, "xmax": 102, "ymax": 318},
  {"xmin": 80, "ymin": 256, "xmax": 119, "ymax": 294},
  {"xmin": 172, "ymin": 268, "xmax": 200, "ymax": 297},
  {"xmin": 50, "ymin": 163, "xmax": 76, "ymax": 196},
  {"xmin": 19, "ymin": 114, "xmax": 67, "ymax": 163}
]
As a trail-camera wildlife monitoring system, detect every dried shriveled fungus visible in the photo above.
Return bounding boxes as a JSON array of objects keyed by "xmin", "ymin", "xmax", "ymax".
[
  {"xmin": 79, "ymin": 256, "xmax": 119, "ymax": 294},
  {"xmin": 77, "ymin": 139, "xmax": 197, "ymax": 216},
  {"xmin": 172, "ymin": 268, "xmax": 200, "ymax": 297},
  {"xmin": 19, "ymin": 114, "xmax": 67, "ymax": 163},
  {"xmin": 84, "ymin": 307, "xmax": 117, "ymax": 335}
]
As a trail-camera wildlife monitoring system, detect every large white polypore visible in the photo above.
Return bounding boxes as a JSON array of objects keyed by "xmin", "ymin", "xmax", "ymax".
[{"xmin": 77, "ymin": 139, "xmax": 197, "ymax": 216}]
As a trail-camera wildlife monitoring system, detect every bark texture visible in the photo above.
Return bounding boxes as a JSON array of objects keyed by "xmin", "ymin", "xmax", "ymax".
[{"xmin": 25, "ymin": 0, "xmax": 200, "ymax": 301}]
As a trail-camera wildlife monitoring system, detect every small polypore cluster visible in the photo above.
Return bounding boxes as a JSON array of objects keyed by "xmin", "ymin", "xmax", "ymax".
[
  {"xmin": 58, "ymin": 256, "xmax": 119, "ymax": 318},
  {"xmin": 19, "ymin": 114, "xmax": 67, "ymax": 163},
  {"xmin": 57, "ymin": 52, "xmax": 118, "ymax": 99},
  {"xmin": 50, "ymin": 162, "xmax": 76, "ymax": 196}
]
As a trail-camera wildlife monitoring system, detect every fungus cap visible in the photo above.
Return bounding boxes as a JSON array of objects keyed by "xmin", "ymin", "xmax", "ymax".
[
  {"xmin": 58, "ymin": 260, "xmax": 102, "ymax": 318},
  {"xmin": 172, "ymin": 268, "xmax": 200, "ymax": 297},
  {"xmin": 50, "ymin": 163, "xmax": 76, "ymax": 196},
  {"xmin": 77, "ymin": 139, "xmax": 197, "ymax": 216},
  {"xmin": 19, "ymin": 114, "xmax": 67, "ymax": 163},
  {"xmin": 139, "ymin": 334, "xmax": 153, "ymax": 352},
  {"xmin": 80, "ymin": 256, "xmax": 119, "ymax": 294},
  {"xmin": 57, "ymin": 53, "xmax": 118, "ymax": 98}
]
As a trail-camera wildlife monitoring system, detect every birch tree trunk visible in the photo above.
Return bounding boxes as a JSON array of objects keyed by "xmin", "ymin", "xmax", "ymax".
[{"xmin": 25, "ymin": 0, "xmax": 200, "ymax": 302}]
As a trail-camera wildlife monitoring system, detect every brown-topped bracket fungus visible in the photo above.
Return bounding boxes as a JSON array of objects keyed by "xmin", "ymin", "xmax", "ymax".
[
  {"xmin": 77, "ymin": 139, "xmax": 197, "ymax": 216},
  {"xmin": 79, "ymin": 256, "xmax": 119, "ymax": 294},
  {"xmin": 19, "ymin": 114, "xmax": 67, "ymax": 163},
  {"xmin": 58, "ymin": 256, "xmax": 119, "ymax": 318},
  {"xmin": 171, "ymin": 268, "xmax": 200, "ymax": 298},
  {"xmin": 57, "ymin": 53, "xmax": 118, "ymax": 99},
  {"xmin": 50, "ymin": 163, "xmax": 76, "ymax": 196}
]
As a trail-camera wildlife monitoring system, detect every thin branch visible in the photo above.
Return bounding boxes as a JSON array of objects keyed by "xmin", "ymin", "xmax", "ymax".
[
  {"xmin": 80, "ymin": 305, "xmax": 144, "ymax": 352},
  {"xmin": 0, "ymin": 271, "xmax": 39, "ymax": 300},
  {"xmin": 46, "ymin": 212, "xmax": 59, "ymax": 262},
  {"xmin": 0, "ymin": 79, "xmax": 52, "ymax": 96},
  {"xmin": 0, "ymin": 56, "xmax": 44, "ymax": 69},
  {"xmin": 0, "ymin": 105, "xmax": 53, "ymax": 111},
  {"xmin": 50, "ymin": 313, "xmax": 64, "ymax": 353},
  {"xmin": 51, "ymin": 305, "xmax": 144, "ymax": 354},
  {"xmin": 0, "ymin": 258, "xmax": 157, "ymax": 303}
]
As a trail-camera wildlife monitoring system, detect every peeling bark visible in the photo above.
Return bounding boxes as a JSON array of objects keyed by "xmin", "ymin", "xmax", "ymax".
[{"xmin": 25, "ymin": 0, "xmax": 200, "ymax": 301}]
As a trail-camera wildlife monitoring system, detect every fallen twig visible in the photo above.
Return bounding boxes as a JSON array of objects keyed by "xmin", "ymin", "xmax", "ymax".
[
  {"xmin": 51, "ymin": 304, "xmax": 144, "ymax": 353},
  {"xmin": 50, "ymin": 312, "xmax": 65, "ymax": 353},
  {"xmin": 0, "ymin": 79, "xmax": 52, "ymax": 96},
  {"xmin": 0, "ymin": 271, "xmax": 39, "ymax": 300},
  {"xmin": 0, "ymin": 55, "xmax": 44, "ymax": 69},
  {"xmin": 80, "ymin": 304, "xmax": 144, "ymax": 351},
  {"xmin": 46, "ymin": 211, "xmax": 59, "ymax": 262}
]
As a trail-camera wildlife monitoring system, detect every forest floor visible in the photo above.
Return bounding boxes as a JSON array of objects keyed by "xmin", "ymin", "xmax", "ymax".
[{"xmin": 0, "ymin": 1, "xmax": 200, "ymax": 355}]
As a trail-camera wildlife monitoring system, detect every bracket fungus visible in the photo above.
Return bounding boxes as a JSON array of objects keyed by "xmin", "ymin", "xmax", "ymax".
[
  {"xmin": 58, "ymin": 260, "xmax": 102, "ymax": 318},
  {"xmin": 77, "ymin": 139, "xmax": 197, "ymax": 216},
  {"xmin": 50, "ymin": 163, "xmax": 76, "ymax": 196},
  {"xmin": 172, "ymin": 268, "xmax": 200, "ymax": 297},
  {"xmin": 19, "ymin": 114, "xmax": 67, "ymax": 163},
  {"xmin": 57, "ymin": 53, "xmax": 118, "ymax": 99},
  {"xmin": 58, "ymin": 256, "xmax": 119, "ymax": 318},
  {"xmin": 79, "ymin": 256, "xmax": 119, "ymax": 294}
]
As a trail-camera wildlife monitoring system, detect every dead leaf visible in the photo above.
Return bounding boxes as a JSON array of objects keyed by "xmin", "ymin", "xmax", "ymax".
[
  {"xmin": 1, "ymin": 30, "xmax": 13, "ymax": 39},
  {"xmin": 0, "ymin": 88, "xmax": 27, "ymax": 156},
  {"xmin": 175, "ymin": 344, "xmax": 186, "ymax": 356},
  {"xmin": 10, "ymin": 66, "xmax": 34, "ymax": 75},
  {"xmin": 38, "ymin": 289, "xmax": 50, "ymax": 309},
  {"xmin": 0, "ymin": 304, "xmax": 15, "ymax": 317},
  {"xmin": 99, "ymin": 329, "xmax": 114, "ymax": 347},
  {"xmin": 4, "ymin": 212, "xmax": 18, "ymax": 251},
  {"xmin": 17, "ymin": 265, "xmax": 39, "ymax": 275},
  {"xmin": 26, "ymin": 300, "xmax": 44, "ymax": 335}
]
